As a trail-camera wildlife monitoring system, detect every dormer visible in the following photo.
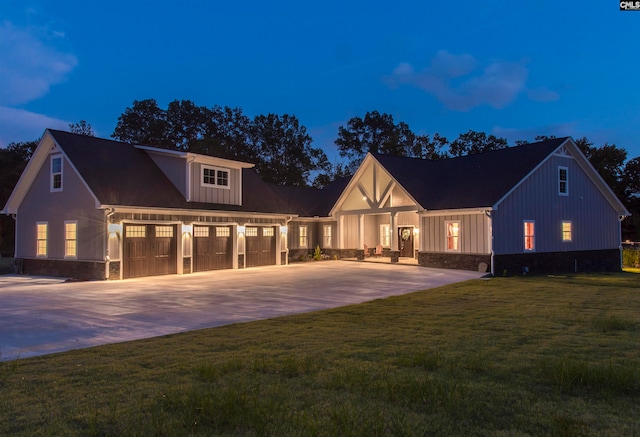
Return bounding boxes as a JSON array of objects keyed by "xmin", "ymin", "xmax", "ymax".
[{"xmin": 136, "ymin": 146, "xmax": 254, "ymax": 206}]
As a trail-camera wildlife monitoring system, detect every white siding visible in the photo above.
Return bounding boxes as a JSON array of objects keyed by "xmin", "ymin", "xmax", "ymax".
[
  {"xmin": 420, "ymin": 213, "xmax": 489, "ymax": 254},
  {"xmin": 190, "ymin": 163, "xmax": 242, "ymax": 205}
]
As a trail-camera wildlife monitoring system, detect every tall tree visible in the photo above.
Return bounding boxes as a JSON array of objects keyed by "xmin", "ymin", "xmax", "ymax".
[
  {"xmin": 194, "ymin": 106, "xmax": 255, "ymax": 162},
  {"xmin": 448, "ymin": 130, "xmax": 507, "ymax": 157},
  {"xmin": 69, "ymin": 120, "xmax": 95, "ymax": 136},
  {"xmin": 251, "ymin": 114, "xmax": 329, "ymax": 186},
  {"xmin": 112, "ymin": 99, "xmax": 171, "ymax": 148},
  {"xmin": 165, "ymin": 100, "xmax": 209, "ymax": 151},
  {"xmin": 335, "ymin": 111, "xmax": 420, "ymax": 173}
]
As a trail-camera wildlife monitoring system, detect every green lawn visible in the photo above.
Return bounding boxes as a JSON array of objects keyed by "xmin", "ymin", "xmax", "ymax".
[{"xmin": 1, "ymin": 273, "xmax": 639, "ymax": 436}]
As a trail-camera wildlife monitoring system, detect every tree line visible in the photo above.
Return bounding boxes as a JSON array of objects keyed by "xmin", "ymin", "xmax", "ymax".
[{"xmin": 1, "ymin": 100, "xmax": 640, "ymax": 255}]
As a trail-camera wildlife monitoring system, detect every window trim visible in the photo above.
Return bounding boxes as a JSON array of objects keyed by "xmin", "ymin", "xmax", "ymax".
[
  {"xmin": 558, "ymin": 166, "xmax": 569, "ymax": 196},
  {"xmin": 562, "ymin": 221, "xmax": 572, "ymax": 242},
  {"xmin": 445, "ymin": 220, "xmax": 460, "ymax": 252},
  {"xmin": 64, "ymin": 220, "xmax": 78, "ymax": 259},
  {"xmin": 380, "ymin": 224, "xmax": 390, "ymax": 247},
  {"xmin": 323, "ymin": 225, "xmax": 332, "ymax": 248},
  {"xmin": 36, "ymin": 222, "xmax": 48, "ymax": 258},
  {"xmin": 50, "ymin": 155, "xmax": 63, "ymax": 192},
  {"xmin": 201, "ymin": 165, "xmax": 230, "ymax": 189},
  {"xmin": 524, "ymin": 220, "xmax": 535, "ymax": 251},
  {"xmin": 299, "ymin": 225, "xmax": 308, "ymax": 248}
]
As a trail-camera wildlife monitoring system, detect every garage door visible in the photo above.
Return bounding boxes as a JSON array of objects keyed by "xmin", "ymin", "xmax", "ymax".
[
  {"xmin": 246, "ymin": 226, "xmax": 276, "ymax": 267},
  {"xmin": 123, "ymin": 224, "xmax": 177, "ymax": 279},
  {"xmin": 193, "ymin": 225, "xmax": 233, "ymax": 272}
]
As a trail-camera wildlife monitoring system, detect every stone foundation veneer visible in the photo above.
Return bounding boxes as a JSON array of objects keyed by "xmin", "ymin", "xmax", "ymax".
[
  {"xmin": 19, "ymin": 258, "xmax": 107, "ymax": 280},
  {"xmin": 418, "ymin": 252, "xmax": 491, "ymax": 272},
  {"xmin": 108, "ymin": 261, "xmax": 120, "ymax": 280}
]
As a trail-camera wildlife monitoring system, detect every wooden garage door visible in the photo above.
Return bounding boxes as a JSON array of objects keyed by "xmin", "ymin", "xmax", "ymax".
[
  {"xmin": 246, "ymin": 226, "xmax": 276, "ymax": 267},
  {"xmin": 123, "ymin": 224, "xmax": 177, "ymax": 279},
  {"xmin": 193, "ymin": 225, "xmax": 233, "ymax": 272}
]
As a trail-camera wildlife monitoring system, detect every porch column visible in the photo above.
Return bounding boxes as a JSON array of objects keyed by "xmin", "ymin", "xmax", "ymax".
[
  {"xmin": 358, "ymin": 214, "xmax": 365, "ymax": 249},
  {"xmin": 389, "ymin": 212, "xmax": 397, "ymax": 249}
]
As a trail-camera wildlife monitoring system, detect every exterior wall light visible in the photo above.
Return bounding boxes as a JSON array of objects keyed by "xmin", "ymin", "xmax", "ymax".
[
  {"xmin": 108, "ymin": 223, "xmax": 122, "ymax": 235},
  {"xmin": 182, "ymin": 224, "xmax": 193, "ymax": 234},
  {"xmin": 413, "ymin": 228, "xmax": 420, "ymax": 235},
  {"xmin": 280, "ymin": 226, "xmax": 288, "ymax": 234},
  {"xmin": 237, "ymin": 225, "xmax": 246, "ymax": 235}
]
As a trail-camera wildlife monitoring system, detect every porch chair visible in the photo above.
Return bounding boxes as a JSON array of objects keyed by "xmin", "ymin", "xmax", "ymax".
[
  {"xmin": 363, "ymin": 244, "xmax": 370, "ymax": 257},
  {"xmin": 374, "ymin": 245, "xmax": 383, "ymax": 257}
]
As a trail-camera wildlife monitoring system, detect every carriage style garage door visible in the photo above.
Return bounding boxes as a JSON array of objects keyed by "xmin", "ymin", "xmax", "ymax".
[
  {"xmin": 123, "ymin": 224, "xmax": 177, "ymax": 279},
  {"xmin": 246, "ymin": 226, "xmax": 276, "ymax": 267},
  {"xmin": 193, "ymin": 225, "xmax": 233, "ymax": 272}
]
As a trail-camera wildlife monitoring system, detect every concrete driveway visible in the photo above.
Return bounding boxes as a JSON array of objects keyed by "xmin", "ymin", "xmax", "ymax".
[{"xmin": 0, "ymin": 261, "xmax": 484, "ymax": 360}]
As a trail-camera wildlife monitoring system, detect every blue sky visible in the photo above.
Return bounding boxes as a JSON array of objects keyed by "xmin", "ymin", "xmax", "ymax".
[{"xmin": 1, "ymin": 0, "xmax": 639, "ymax": 163}]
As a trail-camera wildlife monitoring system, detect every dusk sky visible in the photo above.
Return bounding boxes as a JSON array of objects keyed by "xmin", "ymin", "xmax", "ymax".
[{"xmin": 1, "ymin": 1, "xmax": 639, "ymax": 163}]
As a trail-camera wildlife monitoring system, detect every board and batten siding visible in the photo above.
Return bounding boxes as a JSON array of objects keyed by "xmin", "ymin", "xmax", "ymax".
[
  {"xmin": 16, "ymin": 153, "xmax": 105, "ymax": 260},
  {"xmin": 189, "ymin": 163, "xmax": 242, "ymax": 205},
  {"xmin": 146, "ymin": 153, "xmax": 187, "ymax": 198},
  {"xmin": 492, "ymin": 154, "xmax": 621, "ymax": 254},
  {"xmin": 420, "ymin": 213, "xmax": 490, "ymax": 254}
]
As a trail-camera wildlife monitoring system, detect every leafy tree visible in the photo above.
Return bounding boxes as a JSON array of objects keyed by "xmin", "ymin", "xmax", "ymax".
[
  {"xmin": 411, "ymin": 133, "xmax": 449, "ymax": 160},
  {"xmin": 165, "ymin": 100, "xmax": 209, "ymax": 151},
  {"xmin": 335, "ymin": 111, "xmax": 421, "ymax": 173},
  {"xmin": 69, "ymin": 120, "xmax": 95, "ymax": 136},
  {"xmin": 112, "ymin": 99, "xmax": 171, "ymax": 148},
  {"xmin": 251, "ymin": 114, "xmax": 329, "ymax": 186},
  {"xmin": 448, "ymin": 130, "xmax": 508, "ymax": 157},
  {"xmin": 312, "ymin": 162, "xmax": 350, "ymax": 188},
  {"xmin": 195, "ymin": 106, "xmax": 255, "ymax": 162}
]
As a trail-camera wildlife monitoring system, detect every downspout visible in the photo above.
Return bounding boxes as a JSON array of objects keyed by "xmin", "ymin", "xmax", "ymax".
[
  {"xmin": 619, "ymin": 215, "xmax": 626, "ymax": 269},
  {"xmin": 485, "ymin": 210, "xmax": 495, "ymax": 276}
]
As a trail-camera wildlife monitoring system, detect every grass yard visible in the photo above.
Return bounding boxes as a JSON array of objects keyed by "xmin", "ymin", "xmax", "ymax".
[{"xmin": 1, "ymin": 273, "xmax": 639, "ymax": 436}]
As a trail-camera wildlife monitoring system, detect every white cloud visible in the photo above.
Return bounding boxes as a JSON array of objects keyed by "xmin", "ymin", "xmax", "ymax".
[
  {"xmin": 527, "ymin": 86, "xmax": 560, "ymax": 102},
  {"xmin": 0, "ymin": 21, "xmax": 78, "ymax": 106},
  {"xmin": 0, "ymin": 106, "xmax": 69, "ymax": 147},
  {"xmin": 385, "ymin": 50, "xmax": 528, "ymax": 111}
]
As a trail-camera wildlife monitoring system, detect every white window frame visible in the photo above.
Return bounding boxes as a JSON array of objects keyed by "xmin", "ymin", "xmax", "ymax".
[
  {"xmin": 299, "ymin": 225, "xmax": 308, "ymax": 248},
  {"xmin": 562, "ymin": 221, "xmax": 572, "ymax": 242},
  {"xmin": 524, "ymin": 220, "xmax": 535, "ymax": 251},
  {"xmin": 50, "ymin": 155, "xmax": 63, "ymax": 192},
  {"xmin": 558, "ymin": 166, "xmax": 569, "ymax": 196},
  {"xmin": 64, "ymin": 221, "xmax": 78, "ymax": 259},
  {"xmin": 36, "ymin": 222, "xmax": 48, "ymax": 257},
  {"xmin": 380, "ymin": 224, "xmax": 390, "ymax": 247},
  {"xmin": 323, "ymin": 225, "xmax": 332, "ymax": 248},
  {"xmin": 445, "ymin": 220, "xmax": 460, "ymax": 252},
  {"xmin": 201, "ymin": 165, "xmax": 230, "ymax": 189}
]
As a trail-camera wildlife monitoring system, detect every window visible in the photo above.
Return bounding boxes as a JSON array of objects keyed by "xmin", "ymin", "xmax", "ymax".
[
  {"xmin": 51, "ymin": 155, "xmax": 63, "ymax": 192},
  {"xmin": 155, "ymin": 226, "xmax": 173, "ymax": 237},
  {"xmin": 558, "ymin": 166, "xmax": 569, "ymax": 196},
  {"xmin": 445, "ymin": 221, "xmax": 460, "ymax": 251},
  {"xmin": 380, "ymin": 224, "xmax": 390, "ymax": 247},
  {"xmin": 262, "ymin": 227, "xmax": 274, "ymax": 237},
  {"xmin": 64, "ymin": 221, "xmax": 77, "ymax": 258},
  {"xmin": 202, "ymin": 165, "xmax": 230, "ymax": 189},
  {"xmin": 299, "ymin": 225, "xmax": 308, "ymax": 248},
  {"xmin": 126, "ymin": 226, "xmax": 146, "ymax": 238},
  {"xmin": 194, "ymin": 226, "xmax": 209, "ymax": 237},
  {"xmin": 524, "ymin": 221, "xmax": 535, "ymax": 251},
  {"xmin": 36, "ymin": 222, "xmax": 47, "ymax": 257},
  {"xmin": 323, "ymin": 225, "xmax": 332, "ymax": 248},
  {"xmin": 216, "ymin": 227, "xmax": 231, "ymax": 237},
  {"xmin": 562, "ymin": 221, "xmax": 572, "ymax": 242},
  {"xmin": 246, "ymin": 227, "xmax": 258, "ymax": 237}
]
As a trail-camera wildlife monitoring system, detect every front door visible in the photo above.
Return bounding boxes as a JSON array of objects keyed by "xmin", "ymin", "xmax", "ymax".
[{"xmin": 398, "ymin": 227, "xmax": 414, "ymax": 258}]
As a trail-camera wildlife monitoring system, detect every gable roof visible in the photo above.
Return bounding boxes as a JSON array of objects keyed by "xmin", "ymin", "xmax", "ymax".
[{"xmin": 372, "ymin": 137, "xmax": 569, "ymax": 210}]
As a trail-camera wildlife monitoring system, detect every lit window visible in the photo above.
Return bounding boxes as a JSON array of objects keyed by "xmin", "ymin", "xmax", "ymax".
[
  {"xmin": 299, "ymin": 226, "xmax": 308, "ymax": 248},
  {"xmin": 202, "ymin": 165, "xmax": 230, "ymax": 188},
  {"xmin": 558, "ymin": 166, "xmax": 569, "ymax": 196},
  {"xmin": 562, "ymin": 221, "xmax": 572, "ymax": 242},
  {"xmin": 524, "ymin": 221, "xmax": 535, "ymax": 251},
  {"xmin": 36, "ymin": 222, "xmax": 47, "ymax": 257},
  {"xmin": 323, "ymin": 225, "xmax": 332, "ymax": 248},
  {"xmin": 194, "ymin": 226, "xmax": 209, "ymax": 237},
  {"xmin": 216, "ymin": 227, "xmax": 231, "ymax": 237},
  {"xmin": 380, "ymin": 224, "xmax": 390, "ymax": 247},
  {"xmin": 262, "ymin": 227, "xmax": 274, "ymax": 237},
  {"xmin": 65, "ymin": 221, "xmax": 77, "ymax": 258},
  {"xmin": 445, "ymin": 221, "xmax": 460, "ymax": 251},
  {"xmin": 126, "ymin": 226, "xmax": 146, "ymax": 238},
  {"xmin": 246, "ymin": 227, "xmax": 258, "ymax": 237},
  {"xmin": 51, "ymin": 156, "xmax": 63, "ymax": 192},
  {"xmin": 156, "ymin": 226, "xmax": 174, "ymax": 237}
]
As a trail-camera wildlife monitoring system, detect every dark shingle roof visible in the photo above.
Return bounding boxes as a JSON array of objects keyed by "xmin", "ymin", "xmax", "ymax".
[
  {"xmin": 48, "ymin": 129, "xmax": 345, "ymax": 216},
  {"xmin": 373, "ymin": 137, "xmax": 567, "ymax": 210}
]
